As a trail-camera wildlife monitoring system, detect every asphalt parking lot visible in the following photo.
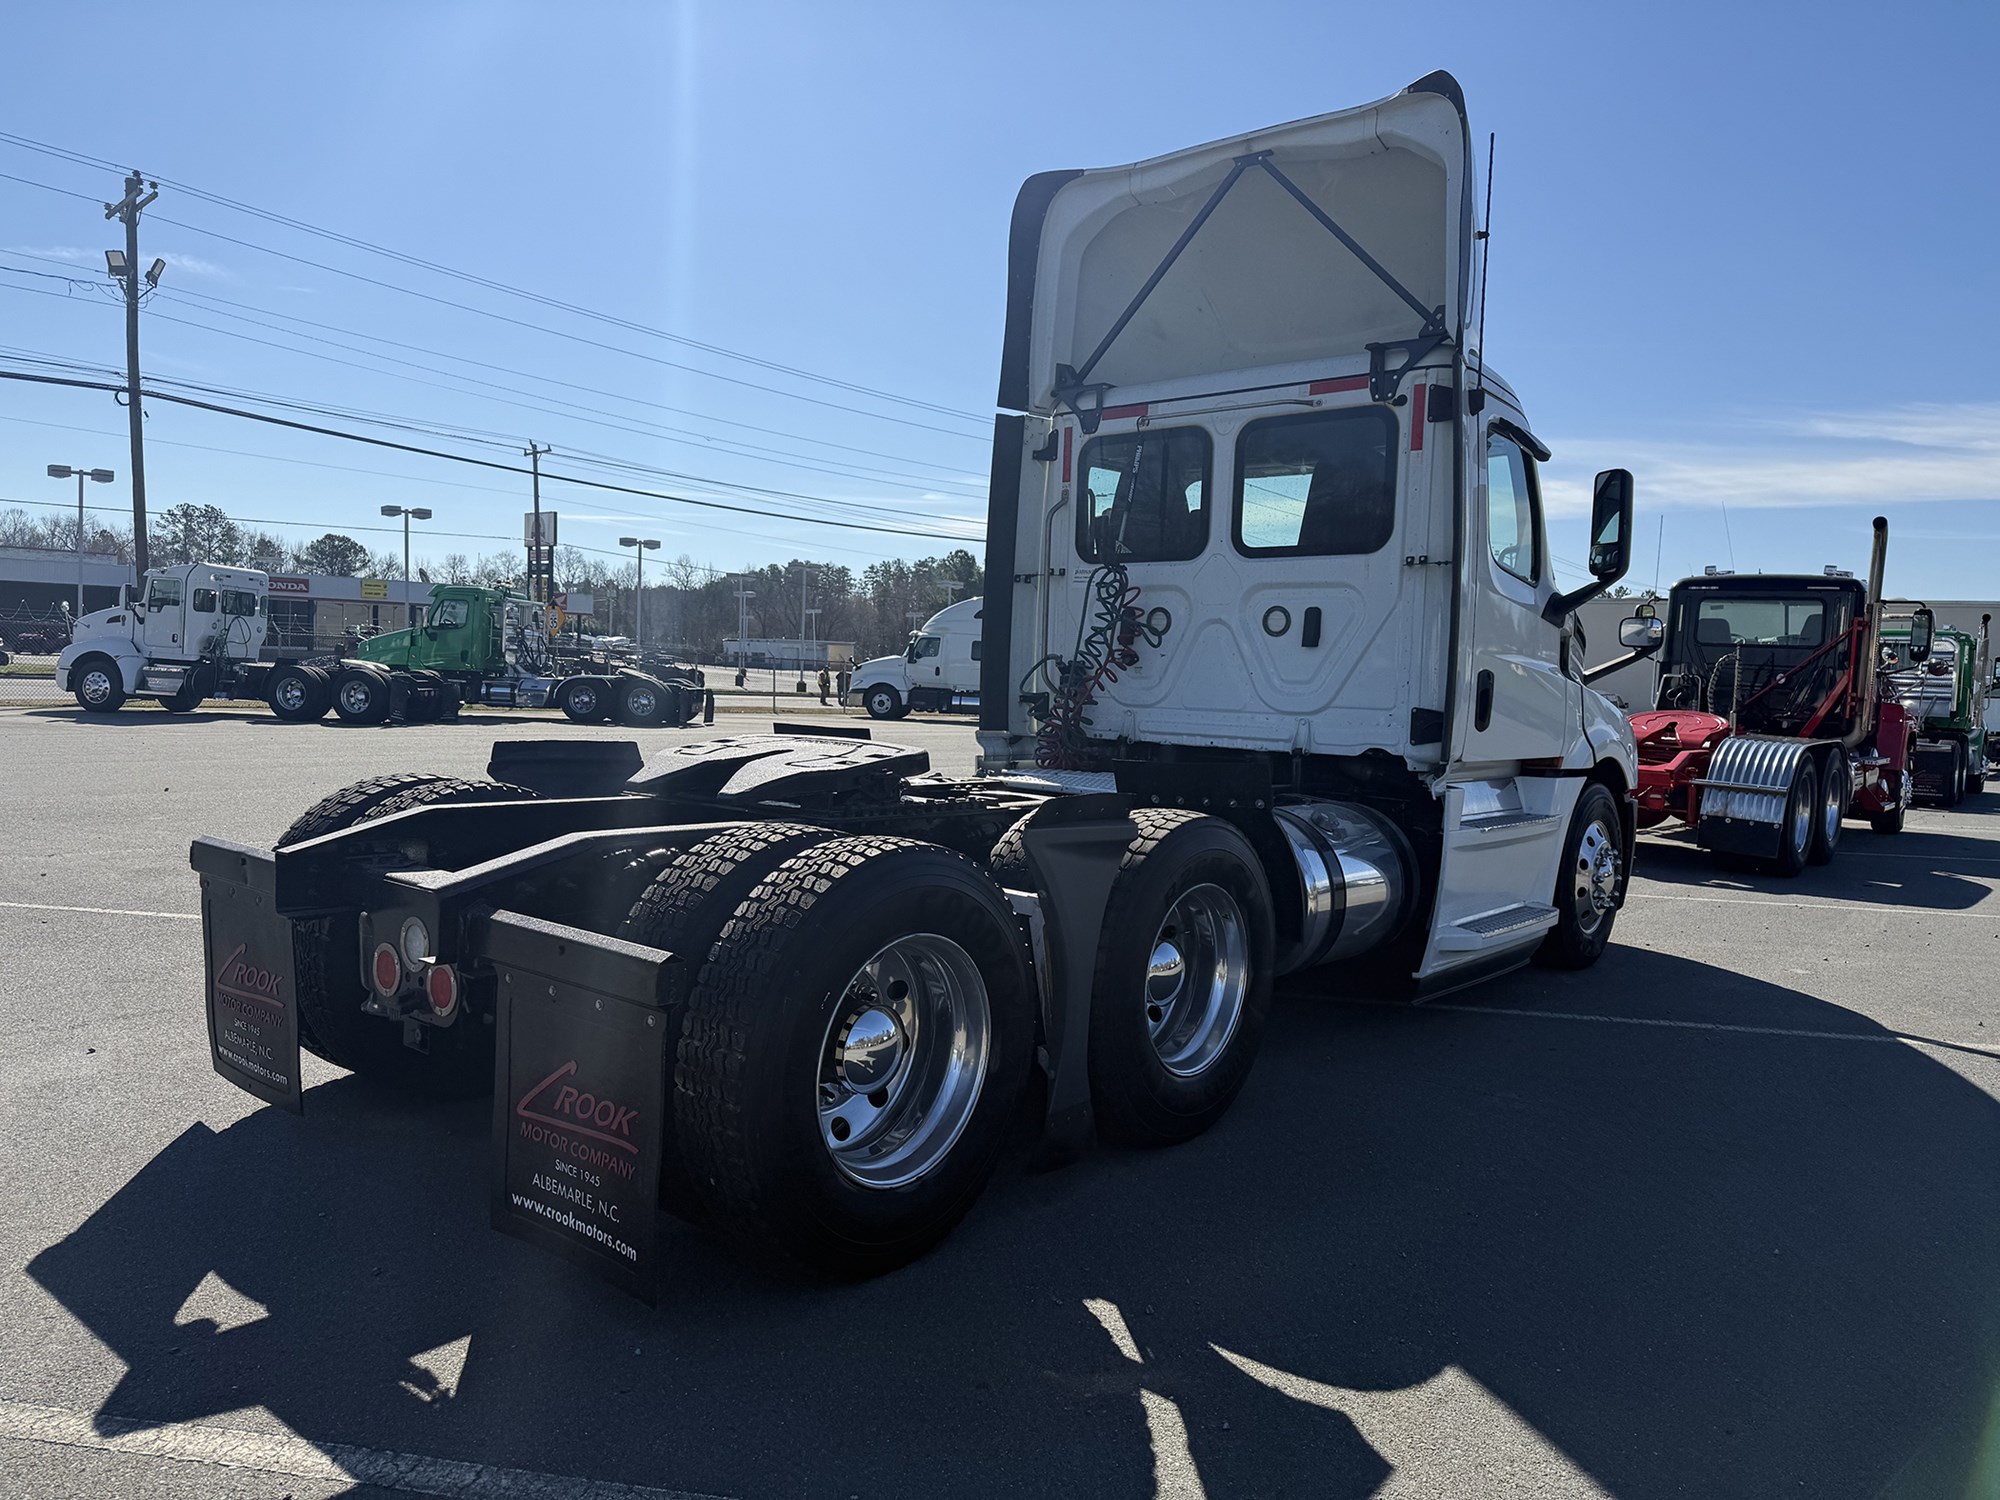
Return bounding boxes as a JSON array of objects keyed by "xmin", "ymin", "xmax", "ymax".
[{"xmin": 2, "ymin": 706, "xmax": 1996, "ymax": 1499}]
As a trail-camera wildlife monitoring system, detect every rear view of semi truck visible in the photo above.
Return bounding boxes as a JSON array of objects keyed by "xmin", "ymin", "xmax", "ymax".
[{"xmin": 192, "ymin": 72, "xmax": 1648, "ymax": 1293}]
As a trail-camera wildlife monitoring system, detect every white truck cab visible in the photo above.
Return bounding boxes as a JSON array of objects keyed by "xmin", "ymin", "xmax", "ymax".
[
  {"xmin": 850, "ymin": 597, "xmax": 983, "ymax": 718},
  {"xmin": 58, "ymin": 563, "xmax": 269, "ymax": 712},
  {"xmin": 977, "ymin": 70, "xmax": 1640, "ymax": 987}
]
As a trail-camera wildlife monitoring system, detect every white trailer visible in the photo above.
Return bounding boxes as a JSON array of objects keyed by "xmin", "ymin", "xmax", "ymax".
[{"xmin": 190, "ymin": 72, "xmax": 1644, "ymax": 1292}]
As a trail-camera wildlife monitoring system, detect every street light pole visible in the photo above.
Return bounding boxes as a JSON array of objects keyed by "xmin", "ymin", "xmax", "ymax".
[
  {"xmin": 380, "ymin": 505, "xmax": 433, "ymax": 625},
  {"xmin": 47, "ymin": 464, "xmax": 115, "ymax": 616},
  {"xmin": 619, "ymin": 537, "xmax": 660, "ymax": 652}
]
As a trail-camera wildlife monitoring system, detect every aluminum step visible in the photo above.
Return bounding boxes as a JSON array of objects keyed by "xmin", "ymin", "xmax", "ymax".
[
  {"xmin": 1459, "ymin": 810, "xmax": 1560, "ymax": 834},
  {"xmin": 1436, "ymin": 902, "xmax": 1559, "ymax": 952}
]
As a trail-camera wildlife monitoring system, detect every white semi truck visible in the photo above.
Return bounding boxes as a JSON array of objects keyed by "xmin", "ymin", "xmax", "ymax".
[
  {"xmin": 850, "ymin": 596, "xmax": 983, "ymax": 718},
  {"xmin": 190, "ymin": 72, "xmax": 1644, "ymax": 1294}
]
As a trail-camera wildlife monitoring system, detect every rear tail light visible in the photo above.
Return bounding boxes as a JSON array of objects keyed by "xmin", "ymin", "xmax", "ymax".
[
  {"xmin": 370, "ymin": 942, "xmax": 403, "ymax": 996},
  {"xmin": 425, "ymin": 963, "xmax": 460, "ymax": 1019}
]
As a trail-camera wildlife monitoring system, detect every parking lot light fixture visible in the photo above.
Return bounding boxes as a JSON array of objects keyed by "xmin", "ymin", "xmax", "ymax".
[
  {"xmin": 379, "ymin": 505, "xmax": 435, "ymax": 624},
  {"xmin": 49, "ymin": 462, "xmax": 115, "ymax": 615},
  {"xmin": 620, "ymin": 537, "xmax": 661, "ymax": 650}
]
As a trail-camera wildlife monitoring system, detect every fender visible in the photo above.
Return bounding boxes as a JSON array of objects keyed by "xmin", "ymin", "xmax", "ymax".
[{"xmin": 55, "ymin": 642, "xmax": 149, "ymax": 694}]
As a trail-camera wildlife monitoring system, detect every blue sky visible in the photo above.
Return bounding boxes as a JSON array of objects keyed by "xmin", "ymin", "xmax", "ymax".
[{"xmin": 3, "ymin": 1, "xmax": 1997, "ymax": 595}]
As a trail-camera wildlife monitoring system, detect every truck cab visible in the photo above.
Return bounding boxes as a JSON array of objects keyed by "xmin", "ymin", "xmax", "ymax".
[
  {"xmin": 57, "ymin": 562, "xmax": 269, "ymax": 711},
  {"xmin": 850, "ymin": 597, "xmax": 982, "ymax": 718},
  {"xmin": 356, "ymin": 585, "xmax": 550, "ymax": 682},
  {"xmin": 1882, "ymin": 614, "xmax": 1989, "ymax": 803},
  {"xmin": 977, "ymin": 71, "xmax": 1639, "ymax": 984}
]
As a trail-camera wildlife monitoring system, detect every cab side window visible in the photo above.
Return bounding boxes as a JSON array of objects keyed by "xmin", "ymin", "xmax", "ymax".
[
  {"xmin": 1485, "ymin": 430, "xmax": 1543, "ymax": 586},
  {"xmin": 191, "ymin": 589, "xmax": 218, "ymax": 613},
  {"xmin": 428, "ymin": 600, "xmax": 468, "ymax": 629},
  {"xmin": 1076, "ymin": 426, "xmax": 1210, "ymax": 563},
  {"xmin": 146, "ymin": 577, "xmax": 183, "ymax": 612}
]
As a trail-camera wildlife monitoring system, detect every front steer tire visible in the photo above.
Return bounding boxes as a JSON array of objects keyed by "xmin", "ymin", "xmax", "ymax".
[
  {"xmin": 72, "ymin": 655, "xmax": 125, "ymax": 713},
  {"xmin": 278, "ymin": 774, "xmax": 538, "ymax": 1095},
  {"xmin": 1536, "ymin": 782, "xmax": 1626, "ymax": 970},
  {"xmin": 677, "ymin": 836, "xmax": 1034, "ymax": 1277},
  {"xmin": 1086, "ymin": 809, "xmax": 1276, "ymax": 1150}
]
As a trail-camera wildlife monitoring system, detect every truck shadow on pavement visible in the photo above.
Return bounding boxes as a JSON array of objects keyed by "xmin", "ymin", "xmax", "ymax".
[
  {"xmin": 27, "ymin": 945, "xmax": 2000, "ymax": 1499},
  {"xmin": 1635, "ymin": 824, "xmax": 2000, "ymax": 911}
]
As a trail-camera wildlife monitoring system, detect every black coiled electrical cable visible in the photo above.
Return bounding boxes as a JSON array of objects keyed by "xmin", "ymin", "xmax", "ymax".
[{"xmin": 1020, "ymin": 563, "xmax": 1167, "ymax": 769}]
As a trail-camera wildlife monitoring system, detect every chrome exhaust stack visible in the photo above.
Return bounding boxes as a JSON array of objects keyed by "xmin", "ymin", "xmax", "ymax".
[{"xmin": 1272, "ymin": 802, "xmax": 1416, "ymax": 975}]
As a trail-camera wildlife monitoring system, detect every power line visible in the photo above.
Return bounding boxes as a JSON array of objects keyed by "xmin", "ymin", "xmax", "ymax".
[
  {"xmin": 0, "ymin": 281, "xmax": 988, "ymax": 524},
  {"xmin": 0, "ymin": 127, "xmax": 988, "ymax": 424},
  {"xmin": 0, "ymin": 155, "xmax": 988, "ymax": 442},
  {"xmin": 0, "ymin": 366, "xmax": 985, "ymax": 544}
]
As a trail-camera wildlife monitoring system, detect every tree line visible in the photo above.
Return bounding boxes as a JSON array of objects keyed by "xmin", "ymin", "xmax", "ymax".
[{"xmin": 0, "ymin": 503, "xmax": 982, "ymax": 661}]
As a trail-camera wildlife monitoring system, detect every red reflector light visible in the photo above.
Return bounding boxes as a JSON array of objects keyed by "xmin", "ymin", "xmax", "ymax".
[
  {"xmin": 371, "ymin": 942, "xmax": 402, "ymax": 996},
  {"xmin": 425, "ymin": 963, "xmax": 459, "ymax": 1018}
]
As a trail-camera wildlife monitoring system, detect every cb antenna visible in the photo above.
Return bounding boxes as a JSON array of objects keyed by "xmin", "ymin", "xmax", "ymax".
[{"xmin": 1469, "ymin": 132, "xmax": 1495, "ymax": 414}]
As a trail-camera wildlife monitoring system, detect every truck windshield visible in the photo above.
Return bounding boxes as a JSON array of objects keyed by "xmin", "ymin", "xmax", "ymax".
[
  {"xmin": 429, "ymin": 600, "xmax": 468, "ymax": 629},
  {"xmin": 1660, "ymin": 590, "xmax": 1854, "ymax": 729}
]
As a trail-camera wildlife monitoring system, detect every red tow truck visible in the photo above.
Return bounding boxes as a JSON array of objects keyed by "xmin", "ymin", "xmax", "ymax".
[{"xmin": 1622, "ymin": 517, "xmax": 1926, "ymax": 874}]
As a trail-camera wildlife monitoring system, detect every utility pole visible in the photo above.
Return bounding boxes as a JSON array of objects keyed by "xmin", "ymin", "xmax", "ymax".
[
  {"xmin": 104, "ymin": 170, "xmax": 158, "ymax": 574},
  {"xmin": 524, "ymin": 442, "xmax": 551, "ymax": 604}
]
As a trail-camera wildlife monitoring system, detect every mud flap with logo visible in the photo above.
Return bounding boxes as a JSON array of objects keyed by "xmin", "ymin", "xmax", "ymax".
[
  {"xmin": 193, "ymin": 839, "xmax": 303, "ymax": 1113},
  {"xmin": 485, "ymin": 912, "xmax": 678, "ymax": 1303}
]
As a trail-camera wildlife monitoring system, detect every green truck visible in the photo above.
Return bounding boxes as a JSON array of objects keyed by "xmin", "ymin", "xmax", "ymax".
[
  {"xmin": 58, "ymin": 565, "xmax": 701, "ymax": 726},
  {"xmin": 1882, "ymin": 610, "xmax": 1990, "ymax": 805}
]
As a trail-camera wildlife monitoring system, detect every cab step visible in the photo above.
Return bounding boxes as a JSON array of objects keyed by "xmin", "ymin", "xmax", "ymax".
[{"xmin": 1436, "ymin": 902, "xmax": 1558, "ymax": 952}]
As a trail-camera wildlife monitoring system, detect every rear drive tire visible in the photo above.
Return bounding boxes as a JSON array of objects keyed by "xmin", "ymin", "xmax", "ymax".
[
  {"xmin": 1948, "ymin": 739, "xmax": 1968, "ymax": 807},
  {"xmin": 161, "ymin": 685, "xmax": 203, "ymax": 713},
  {"xmin": 1808, "ymin": 749, "xmax": 1846, "ymax": 866},
  {"xmin": 266, "ymin": 664, "xmax": 326, "ymax": 722},
  {"xmin": 72, "ymin": 656, "xmax": 125, "ymax": 713},
  {"xmin": 556, "ymin": 678, "xmax": 610, "ymax": 723},
  {"xmin": 1086, "ymin": 809, "xmax": 1276, "ymax": 1148},
  {"xmin": 618, "ymin": 677, "xmax": 669, "ymax": 727},
  {"xmin": 279, "ymin": 775, "xmax": 539, "ymax": 1094},
  {"xmin": 618, "ymin": 822, "xmax": 839, "ymax": 1220},
  {"xmin": 863, "ymin": 684, "xmax": 904, "ymax": 721},
  {"xmin": 1537, "ymin": 783, "xmax": 1626, "ymax": 969},
  {"xmin": 1767, "ymin": 758, "xmax": 1819, "ymax": 878},
  {"xmin": 678, "ymin": 836, "xmax": 1034, "ymax": 1277},
  {"xmin": 331, "ymin": 668, "xmax": 390, "ymax": 725}
]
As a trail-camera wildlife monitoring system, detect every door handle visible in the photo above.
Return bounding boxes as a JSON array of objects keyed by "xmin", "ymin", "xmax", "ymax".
[{"xmin": 1474, "ymin": 670, "xmax": 1494, "ymax": 731}]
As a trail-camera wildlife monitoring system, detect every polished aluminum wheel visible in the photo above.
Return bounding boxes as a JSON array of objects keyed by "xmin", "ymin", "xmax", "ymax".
[
  {"xmin": 1820, "ymin": 756, "xmax": 1845, "ymax": 852},
  {"xmin": 1144, "ymin": 883, "xmax": 1249, "ymax": 1078},
  {"xmin": 817, "ymin": 933, "xmax": 991, "ymax": 1189},
  {"xmin": 78, "ymin": 668, "xmax": 113, "ymax": 706},
  {"xmin": 273, "ymin": 675, "xmax": 308, "ymax": 713},
  {"xmin": 338, "ymin": 679, "xmax": 376, "ymax": 717},
  {"xmin": 626, "ymin": 687, "xmax": 658, "ymax": 719},
  {"xmin": 1572, "ymin": 817, "xmax": 1622, "ymax": 936},
  {"xmin": 566, "ymin": 683, "xmax": 599, "ymax": 717},
  {"xmin": 1789, "ymin": 768, "xmax": 1814, "ymax": 858}
]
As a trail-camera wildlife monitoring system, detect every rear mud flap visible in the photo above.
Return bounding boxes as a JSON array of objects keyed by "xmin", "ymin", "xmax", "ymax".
[
  {"xmin": 194, "ymin": 839, "xmax": 303, "ymax": 1114},
  {"xmin": 485, "ymin": 912, "xmax": 678, "ymax": 1303}
]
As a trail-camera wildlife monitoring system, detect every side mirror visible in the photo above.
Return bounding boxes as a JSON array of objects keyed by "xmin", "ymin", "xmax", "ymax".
[
  {"xmin": 1909, "ymin": 607, "xmax": 1935, "ymax": 659},
  {"xmin": 1587, "ymin": 469, "xmax": 1634, "ymax": 580},
  {"xmin": 1543, "ymin": 468, "xmax": 1637, "ymax": 622},
  {"xmin": 1619, "ymin": 616, "xmax": 1665, "ymax": 650}
]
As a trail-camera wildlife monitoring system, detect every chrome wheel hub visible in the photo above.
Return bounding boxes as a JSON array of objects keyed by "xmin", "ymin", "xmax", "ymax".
[
  {"xmin": 80, "ymin": 670, "xmax": 110, "ymax": 704},
  {"xmin": 274, "ymin": 677, "xmax": 305, "ymax": 711},
  {"xmin": 1573, "ymin": 819, "xmax": 1620, "ymax": 934},
  {"xmin": 571, "ymin": 686, "xmax": 597, "ymax": 714},
  {"xmin": 339, "ymin": 681, "xmax": 372, "ymax": 715},
  {"xmin": 628, "ymin": 689, "xmax": 656, "ymax": 717},
  {"xmin": 817, "ymin": 933, "xmax": 990, "ymax": 1189},
  {"xmin": 1145, "ymin": 884, "xmax": 1248, "ymax": 1078}
]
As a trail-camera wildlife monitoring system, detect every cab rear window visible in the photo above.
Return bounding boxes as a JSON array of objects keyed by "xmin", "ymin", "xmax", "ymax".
[
  {"xmin": 1233, "ymin": 407, "xmax": 1396, "ymax": 557},
  {"xmin": 1076, "ymin": 427, "xmax": 1210, "ymax": 563}
]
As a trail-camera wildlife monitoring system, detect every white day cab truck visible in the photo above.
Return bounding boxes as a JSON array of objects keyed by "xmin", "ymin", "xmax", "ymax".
[
  {"xmin": 57, "ymin": 564, "xmax": 701, "ymax": 726},
  {"xmin": 850, "ymin": 596, "xmax": 983, "ymax": 718},
  {"xmin": 191, "ymin": 72, "xmax": 1645, "ymax": 1297}
]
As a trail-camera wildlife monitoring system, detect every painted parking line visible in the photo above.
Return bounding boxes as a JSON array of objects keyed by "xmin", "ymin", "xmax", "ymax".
[
  {"xmin": 0, "ymin": 899, "xmax": 199, "ymax": 921},
  {"xmin": 1628, "ymin": 892, "xmax": 2000, "ymax": 918},
  {"xmin": 0, "ymin": 1398, "xmax": 726, "ymax": 1500},
  {"xmin": 1407, "ymin": 1000, "xmax": 2000, "ymax": 1059}
]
